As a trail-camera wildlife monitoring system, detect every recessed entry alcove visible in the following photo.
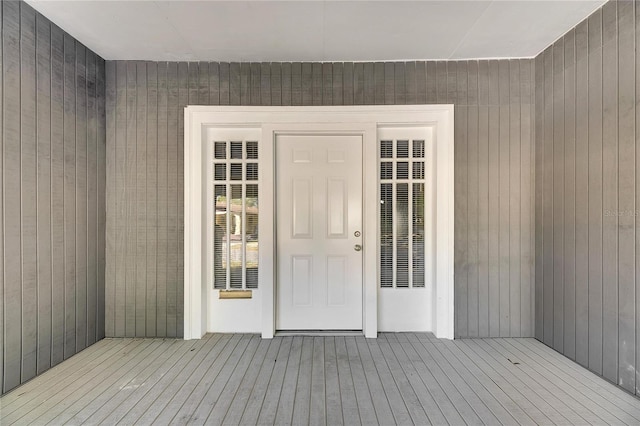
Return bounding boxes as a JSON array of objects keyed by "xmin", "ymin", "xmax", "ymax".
[{"xmin": 183, "ymin": 106, "xmax": 454, "ymax": 339}]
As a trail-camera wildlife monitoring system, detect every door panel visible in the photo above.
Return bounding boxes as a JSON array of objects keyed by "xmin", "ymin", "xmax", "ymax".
[{"xmin": 276, "ymin": 134, "xmax": 363, "ymax": 330}]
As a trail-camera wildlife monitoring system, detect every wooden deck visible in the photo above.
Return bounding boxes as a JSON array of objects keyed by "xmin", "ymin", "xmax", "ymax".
[{"xmin": 1, "ymin": 333, "xmax": 640, "ymax": 425}]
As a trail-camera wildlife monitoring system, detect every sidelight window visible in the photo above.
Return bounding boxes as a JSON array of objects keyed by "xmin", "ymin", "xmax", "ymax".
[
  {"xmin": 212, "ymin": 140, "xmax": 259, "ymax": 289},
  {"xmin": 380, "ymin": 138, "xmax": 426, "ymax": 289}
]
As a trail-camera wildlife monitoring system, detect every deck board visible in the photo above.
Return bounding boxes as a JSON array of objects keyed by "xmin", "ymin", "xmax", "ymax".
[{"xmin": 2, "ymin": 334, "xmax": 639, "ymax": 425}]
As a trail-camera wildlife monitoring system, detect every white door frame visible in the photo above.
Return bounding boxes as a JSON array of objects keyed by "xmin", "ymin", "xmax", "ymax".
[{"xmin": 184, "ymin": 105, "xmax": 455, "ymax": 340}]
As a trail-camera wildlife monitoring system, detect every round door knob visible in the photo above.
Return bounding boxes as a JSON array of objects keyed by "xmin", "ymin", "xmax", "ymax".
[{"xmin": 354, "ymin": 244, "xmax": 362, "ymax": 252}]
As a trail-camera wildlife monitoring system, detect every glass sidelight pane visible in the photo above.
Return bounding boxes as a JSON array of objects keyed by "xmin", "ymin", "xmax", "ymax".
[
  {"xmin": 245, "ymin": 184, "xmax": 259, "ymax": 288},
  {"xmin": 246, "ymin": 163, "xmax": 258, "ymax": 181},
  {"xmin": 230, "ymin": 141, "xmax": 243, "ymax": 159},
  {"xmin": 380, "ymin": 162, "xmax": 393, "ymax": 180},
  {"xmin": 380, "ymin": 183, "xmax": 393, "ymax": 288},
  {"xmin": 412, "ymin": 183, "xmax": 425, "ymax": 287},
  {"xmin": 397, "ymin": 140, "xmax": 409, "ymax": 158},
  {"xmin": 214, "ymin": 163, "xmax": 226, "ymax": 181},
  {"xmin": 380, "ymin": 140, "xmax": 393, "ymax": 158},
  {"xmin": 212, "ymin": 139, "xmax": 260, "ymax": 290},
  {"xmin": 246, "ymin": 141, "xmax": 259, "ymax": 159},
  {"xmin": 229, "ymin": 185, "xmax": 243, "ymax": 288},
  {"xmin": 412, "ymin": 140, "xmax": 425, "ymax": 158},
  {"xmin": 379, "ymin": 136, "xmax": 427, "ymax": 289},
  {"xmin": 214, "ymin": 185, "xmax": 227, "ymax": 289},
  {"xmin": 215, "ymin": 141, "xmax": 227, "ymax": 159},
  {"xmin": 413, "ymin": 162, "xmax": 425, "ymax": 180},
  {"xmin": 397, "ymin": 162, "xmax": 409, "ymax": 179},
  {"xmin": 230, "ymin": 163, "xmax": 243, "ymax": 180},
  {"xmin": 396, "ymin": 183, "xmax": 409, "ymax": 287}
]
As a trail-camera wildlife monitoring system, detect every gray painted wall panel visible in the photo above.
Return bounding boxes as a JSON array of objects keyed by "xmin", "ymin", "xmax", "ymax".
[
  {"xmin": 87, "ymin": 50, "xmax": 98, "ymax": 348},
  {"xmin": 552, "ymin": 39, "xmax": 564, "ymax": 353},
  {"xmin": 146, "ymin": 62, "xmax": 158, "ymax": 338},
  {"xmin": 97, "ymin": 56, "xmax": 106, "ymax": 341},
  {"xmin": 509, "ymin": 59, "xmax": 521, "ymax": 337},
  {"xmin": 636, "ymin": 0, "xmax": 640, "ymax": 397},
  {"xmin": 136, "ymin": 61, "xmax": 147, "ymax": 338},
  {"xmin": 50, "ymin": 23, "xmax": 65, "ymax": 368},
  {"xmin": 601, "ymin": 0, "xmax": 619, "ymax": 384},
  {"xmin": 4, "ymin": 0, "xmax": 23, "ymax": 393},
  {"xmin": 574, "ymin": 19, "xmax": 590, "ymax": 369},
  {"xmin": 0, "ymin": 0, "xmax": 4, "ymax": 395},
  {"xmin": 21, "ymin": 1, "xmax": 38, "ymax": 382},
  {"xmin": 229, "ymin": 62, "xmax": 239, "ymax": 106},
  {"xmin": 617, "ymin": 0, "xmax": 635, "ymax": 394},
  {"xmin": 498, "ymin": 60, "xmax": 510, "ymax": 337},
  {"xmin": 488, "ymin": 60, "xmax": 501, "ymax": 337},
  {"xmin": 534, "ymin": 54, "xmax": 544, "ymax": 343},
  {"xmin": 455, "ymin": 62, "xmax": 468, "ymax": 337},
  {"xmin": 125, "ymin": 61, "xmax": 136, "ymax": 338},
  {"xmin": 562, "ymin": 31, "xmax": 576, "ymax": 361},
  {"xmin": 166, "ymin": 62, "xmax": 178, "ymax": 337},
  {"xmin": 35, "ymin": 11, "xmax": 51, "ymax": 375},
  {"xmin": 520, "ymin": 59, "xmax": 534, "ymax": 339},
  {"xmin": 114, "ymin": 61, "xmax": 127, "ymax": 337},
  {"xmin": 75, "ymin": 42, "xmax": 88, "ymax": 352},
  {"xmin": 467, "ymin": 61, "xmax": 479, "ymax": 338},
  {"xmin": 156, "ymin": 62, "xmax": 168, "ymax": 336},
  {"xmin": 281, "ymin": 63, "xmax": 291, "ymax": 106},
  {"xmin": 63, "ymin": 31, "xmax": 77, "ymax": 358},
  {"xmin": 0, "ymin": 1, "xmax": 105, "ymax": 395},
  {"xmin": 477, "ymin": 61, "xmax": 490, "ymax": 337},
  {"xmin": 105, "ymin": 59, "xmax": 535, "ymax": 340},
  {"xmin": 535, "ymin": 0, "xmax": 640, "ymax": 397}
]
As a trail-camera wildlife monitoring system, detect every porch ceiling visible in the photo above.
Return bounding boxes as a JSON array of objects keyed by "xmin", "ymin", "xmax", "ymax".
[
  {"xmin": 25, "ymin": 1, "xmax": 606, "ymax": 61},
  {"xmin": 2, "ymin": 333, "xmax": 639, "ymax": 424}
]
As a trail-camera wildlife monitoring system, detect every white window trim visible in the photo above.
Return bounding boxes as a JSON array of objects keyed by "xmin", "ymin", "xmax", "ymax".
[{"xmin": 184, "ymin": 105, "xmax": 454, "ymax": 340}]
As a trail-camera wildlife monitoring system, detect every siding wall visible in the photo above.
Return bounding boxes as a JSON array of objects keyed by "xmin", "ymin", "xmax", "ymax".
[
  {"xmin": 534, "ymin": 0, "xmax": 640, "ymax": 395},
  {"xmin": 105, "ymin": 59, "xmax": 535, "ymax": 339},
  {"xmin": 0, "ymin": 1, "xmax": 106, "ymax": 395}
]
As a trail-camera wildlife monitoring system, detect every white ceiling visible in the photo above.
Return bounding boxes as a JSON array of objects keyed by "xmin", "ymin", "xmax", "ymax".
[{"xmin": 26, "ymin": 0, "xmax": 607, "ymax": 62}]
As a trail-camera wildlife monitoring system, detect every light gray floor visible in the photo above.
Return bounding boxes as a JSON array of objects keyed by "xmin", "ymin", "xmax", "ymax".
[{"xmin": 2, "ymin": 333, "xmax": 640, "ymax": 425}]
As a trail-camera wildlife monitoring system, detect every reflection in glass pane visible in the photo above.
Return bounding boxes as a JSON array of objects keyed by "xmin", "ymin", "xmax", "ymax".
[
  {"xmin": 214, "ymin": 185, "xmax": 227, "ymax": 289},
  {"xmin": 230, "ymin": 163, "xmax": 243, "ymax": 180},
  {"xmin": 246, "ymin": 163, "xmax": 258, "ymax": 181},
  {"xmin": 397, "ymin": 140, "xmax": 409, "ymax": 158},
  {"xmin": 231, "ymin": 141, "xmax": 243, "ymax": 159},
  {"xmin": 380, "ymin": 183, "xmax": 393, "ymax": 288},
  {"xmin": 380, "ymin": 140, "xmax": 393, "ymax": 158},
  {"xmin": 396, "ymin": 183, "xmax": 409, "ymax": 287},
  {"xmin": 215, "ymin": 141, "xmax": 226, "ymax": 159},
  {"xmin": 246, "ymin": 184, "xmax": 259, "ymax": 289},
  {"xmin": 380, "ymin": 162, "xmax": 393, "ymax": 180},
  {"xmin": 230, "ymin": 185, "xmax": 243, "ymax": 288},
  {"xmin": 413, "ymin": 183, "xmax": 425, "ymax": 287},
  {"xmin": 397, "ymin": 162, "xmax": 409, "ymax": 179},
  {"xmin": 413, "ymin": 140, "xmax": 425, "ymax": 158},
  {"xmin": 214, "ymin": 163, "xmax": 226, "ymax": 181},
  {"xmin": 246, "ymin": 141, "xmax": 258, "ymax": 159},
  {"xmin": 413, "ymin": 162, "xmax": 425, "ymax": 180}
]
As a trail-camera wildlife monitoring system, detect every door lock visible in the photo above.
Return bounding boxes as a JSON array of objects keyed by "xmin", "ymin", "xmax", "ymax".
[
  {"xmin": 354, "ymin": 244, "xmax": 362, "ymax": 252},
  {"xmin": 354, "ymin": 231, "xmax": 361, "ymax": 237}
]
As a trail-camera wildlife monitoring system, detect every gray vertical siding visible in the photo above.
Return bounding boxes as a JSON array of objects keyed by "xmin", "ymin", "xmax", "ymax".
[
  {"xmin": 0, "ymin": 1, "xmax": 106, "ymax": 395},
  {"xmin": 105, "ymin": 59, "xmax": 536, "ymax": 339},
  {"xmin": 534, "ymin": 0, "xmax": 640, "ymax": 396}
]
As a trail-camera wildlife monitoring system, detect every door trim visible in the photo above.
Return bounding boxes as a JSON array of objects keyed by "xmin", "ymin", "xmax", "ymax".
[{"xmin": 184, "ymin": 106, "xmax": 454, "ymax": 340}]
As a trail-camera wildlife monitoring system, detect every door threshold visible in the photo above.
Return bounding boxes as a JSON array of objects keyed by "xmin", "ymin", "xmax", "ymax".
[{"xmin": 275, "ymin": 330, "xmax": 363, "ymax": 337}]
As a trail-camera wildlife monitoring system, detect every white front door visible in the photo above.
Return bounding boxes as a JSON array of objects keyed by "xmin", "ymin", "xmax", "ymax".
[{"xmin": 276, "ymin": 134, "xmax": 363, "ymax": 330}]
